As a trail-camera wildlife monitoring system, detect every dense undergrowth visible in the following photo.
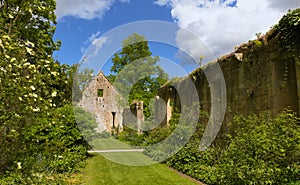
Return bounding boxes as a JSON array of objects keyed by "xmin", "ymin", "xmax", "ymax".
[
  {"xmin": 0, "ymin": 105, "xmax": 98, "ymax": 184},
  {"xmin": 166, "ymin": 111, "xmax": 300, "ymax": 185}
]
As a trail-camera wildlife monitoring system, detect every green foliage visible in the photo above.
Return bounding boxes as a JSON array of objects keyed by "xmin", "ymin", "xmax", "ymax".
[
  {"xmin": 74, "ymin": 106, "xmax": 100, "ymax": 142},
  {"xmin": 166, "ymin": 111, "xmax": 300, "ymax": 185},
  {"xmin": 275, "ymin": 8, "xmax": 300, "ymax": 55},
  {"xmin": 111, "ymin": 33, "xmax": 152, "ymax": 74},
  {"xmin": 1, "ymin": 105, "xmax": 90, "ymax": 184},
  {"xmin": 0, "ymin": 0, "xmax": 67, "ymax": 174},
  {"xmin": 253, "ymin": 40, "xmax": 263, "ymax": 47},
  {"xmin": 110, "ymin": 33, "xmax": 168, "ymax": 118},
  {"xmin": 116, "ymin": 126, "xmax": 148, "ymax": 146},
  {"xmin": 0, "ymin": 1, "xmax": 92, "ymax": 184}
]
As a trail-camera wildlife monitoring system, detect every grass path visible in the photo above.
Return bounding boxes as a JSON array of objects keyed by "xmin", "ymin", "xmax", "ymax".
[
  {"xmin": 81, "ymin": 154, "xmax": 203, "ymax": 185},
  {"xmin": 81, "ymin": 138, "xmax": 204, "ymax": 185}
]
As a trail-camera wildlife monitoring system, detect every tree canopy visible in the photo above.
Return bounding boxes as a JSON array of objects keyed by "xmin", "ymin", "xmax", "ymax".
[
  {"xmin": 0, "ymin": 1, "xmax": 93, "ymax": 183},
  {"xmin": 110, "ymin": 33, "xmax": 168, "ymax": 118}
]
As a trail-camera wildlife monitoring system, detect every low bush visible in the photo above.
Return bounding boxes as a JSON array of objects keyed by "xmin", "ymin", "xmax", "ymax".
[
  {"xmin": 0, "ymin": 105, "xmax": 95, "ymax": 184},
  {"xmin": 167, "ymin": 111, "xmax": 300, "ymax": 185}
]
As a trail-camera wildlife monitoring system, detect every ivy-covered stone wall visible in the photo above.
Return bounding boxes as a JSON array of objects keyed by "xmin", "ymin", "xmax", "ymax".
[{"xmin": 157, "ymin": 16, "xmax": 300, "ymax": 128}]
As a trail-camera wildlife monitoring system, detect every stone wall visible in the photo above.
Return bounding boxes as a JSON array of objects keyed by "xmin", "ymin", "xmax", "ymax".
[
  {"xmin": 157, "ymin": 32, "xmax": 300, "ymax": 127},
  {"xmin": 78, "ymin": 71, "xmax": 123, "ymax": 133}
]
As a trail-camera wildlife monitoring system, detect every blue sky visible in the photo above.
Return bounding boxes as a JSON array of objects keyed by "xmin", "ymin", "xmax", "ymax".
[
  {"xmin": 53, "ymin": 0, "xmax": 299, "ymax": 77},
  {"xmin": 53, "ymin": 0, "xmax": 173, "ymax": 64}
]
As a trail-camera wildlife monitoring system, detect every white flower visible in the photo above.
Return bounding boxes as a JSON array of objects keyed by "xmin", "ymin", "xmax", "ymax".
[
  {"xmin": 18, "ymin": 97, "xmax": 23, "ymax": 101},
  {"xmin": 51, "ymin": 91, "xmax": 57, "ymax": 97},
  {"xmin": 30, "ymin": 85, "xmax": 35, "ymax": 91},
  {"xmin": 0, "ymin": 67, "xmax": 6, "ymax": 72},
  {"xmin": 10, "ymin": 58, "xmax": 16, "ymax": 62},
  {"xmin": 50, "ymin": 71, "xmax": 59, "ymax": 76},
  {"xmin": 32, "ymin": 107, "xmax": 40, "ymax": 112},
  {"xmin": 17, "ymin": 162, "xmax": 22, "ymax": 169}
]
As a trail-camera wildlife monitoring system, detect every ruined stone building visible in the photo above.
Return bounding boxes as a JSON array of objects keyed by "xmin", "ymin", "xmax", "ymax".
[{"xmin": 78, "ymin": 71, "xmax": 123, "ymax": 133}]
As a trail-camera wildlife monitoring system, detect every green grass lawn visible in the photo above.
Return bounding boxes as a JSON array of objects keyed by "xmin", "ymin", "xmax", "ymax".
[
  {"xmin": 82, "ymin": 138, "xmax": 202, "ymax": 184},
  {"xmin": 90, "ymin": 138, "xmax": 156, "ymax": 166},
  {"xmin": 90, "ymin": 138, "xmax": 137, "ymax": 150},
  {"xmin": 82, "ymin": 154, "xmax": 202, "ymax": 185}
]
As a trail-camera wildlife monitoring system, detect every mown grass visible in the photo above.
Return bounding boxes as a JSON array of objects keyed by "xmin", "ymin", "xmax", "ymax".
[
  {"xmin": 82, "ymin": 138, "xmax": 202, "ymax": 185},
  {"xmin": 90, "ymin": 138, "xmax": 136, "ymax": 150},
  {"xmin": 82, "ymin": 154, "xmax": 202, "ymax": 185}
]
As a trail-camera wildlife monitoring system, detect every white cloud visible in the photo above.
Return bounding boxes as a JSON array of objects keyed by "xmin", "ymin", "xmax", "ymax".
[
  {"xmin": 91, "ymin": 36, "xmax": 109, "ymax": 56},
  {"xmin": 266, "ymin": 0, "xmax": 300, "ymax": 12},
  {"xmin": 81, "ymin": 31, "xmax": 109, "ymax": 56},
  {"xmin": 154, "ymin": 0, "xmax": 171, "ymax": 6},
  {"xmin": 88, "ymin": 31, "xmax": 101, "ymax": 43},
  {"xmin": 155, "ymin": 0, "xmax": 300, "ymax": 63},
  {"xmin": 175, "ymin": 28, "xmax": 215, "ymax": 64},
  {"xmin": 56, "ymin": 0, "xmax": 130, "ymax": 20}
]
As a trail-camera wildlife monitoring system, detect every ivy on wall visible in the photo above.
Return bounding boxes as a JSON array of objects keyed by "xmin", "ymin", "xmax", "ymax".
[{"xmin": 275, "ymin": 8, "xmax": 300, "ymax": 56}]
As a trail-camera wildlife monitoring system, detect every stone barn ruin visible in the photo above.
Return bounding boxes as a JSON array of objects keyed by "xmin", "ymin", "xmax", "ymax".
[{"xmin": 78, "ymin": 71, "xmax": 123, "ymax": 133}]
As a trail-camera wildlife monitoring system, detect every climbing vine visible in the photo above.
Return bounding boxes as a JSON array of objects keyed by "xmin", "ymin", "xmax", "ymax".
[
  {"xmin": 273, "ymin": 8, "xmax": 300, "ymax": 86},
  {"xmin": 275, "ymin": 8, "xmax": 300, "ymax": 56}
]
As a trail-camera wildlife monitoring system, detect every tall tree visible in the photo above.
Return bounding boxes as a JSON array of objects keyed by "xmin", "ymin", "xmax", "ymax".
[
  {"xmin": 110, "ymin": 33, "xmax": 168, "ymax": 118},
  {"xmin": 0, "ymin": 0, "xmax": 65, "ymax": 173}
]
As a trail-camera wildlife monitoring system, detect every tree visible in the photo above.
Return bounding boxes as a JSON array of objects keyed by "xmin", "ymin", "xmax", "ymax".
[
  {"xmin": 0, "ymin": 0, "xmax": 67, "ymax": 174},
  {"xmin": 0, "ymin": 1, "xmax": 93, "ymax": 183},
  {"xmin": 110, "ymin": 33, "xmax": 168, "ymax": 118}
]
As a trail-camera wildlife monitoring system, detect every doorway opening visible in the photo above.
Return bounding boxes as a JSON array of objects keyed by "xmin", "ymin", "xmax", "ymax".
[{"xmin": 111, "ymin": 112, "xmax": 116, "ymax": 128}]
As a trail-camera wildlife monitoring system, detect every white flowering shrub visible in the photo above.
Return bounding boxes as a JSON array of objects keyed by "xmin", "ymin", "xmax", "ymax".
[{"xmin": 0, "ymin": 0, "xmax": 88, "ymax": 184}]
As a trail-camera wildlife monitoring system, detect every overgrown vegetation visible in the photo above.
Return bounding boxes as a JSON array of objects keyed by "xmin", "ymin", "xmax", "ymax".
[
  {"xmin": 166, "ymin": 111, "xmax": 300, "ymax": 185},
  {"xmin": 275, "ymin": 8, "xmax": 300, "ymax": 55},
  {"xmin": 0, "ymin": 105, "xmax": 94, "ymax": 184},
  {"xmin": 0, "ymin": 0, "xmax": 97, "ymax": 183}
]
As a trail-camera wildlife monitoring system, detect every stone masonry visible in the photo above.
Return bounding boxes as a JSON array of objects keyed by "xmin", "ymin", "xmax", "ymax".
[
  {"xmin": 156, "ymin": 31, "xmax": 300, "ymax": 128},
  {"xmin": 78, "ymin": 71, "xmax": 123, "ymax": 133}
]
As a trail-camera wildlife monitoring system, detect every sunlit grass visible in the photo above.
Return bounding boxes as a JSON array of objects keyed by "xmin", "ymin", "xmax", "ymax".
[
  {"xmin": 82, "ymin": 154, "xmax": 202, "ymax": 185},
  {"xmin": 90, "ymin": 138, "xmax": 135, "ymax": 150}
]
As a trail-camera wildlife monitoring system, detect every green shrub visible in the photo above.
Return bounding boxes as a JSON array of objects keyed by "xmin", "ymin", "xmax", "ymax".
[
  {"xmin": 275, "ymin": 8, "xmax": 300, "ymax": 54},
  {"xmin": 214, "ymin": 111, "xmax": 300, "ymax": 184},
  {"xmin": 167, "ymin": 111, "xmax": 300, "ymax": 185},
  {"xmin": 24, "ymin": 105, "xmax": 90, "ymax": 173},
  {"xmin": 74, "ymin": 106, "xmax": 100, "ymax": 142},
  {"xmin": 0, "ymin": 105, "xmax": 92, "ymax": 184}
]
